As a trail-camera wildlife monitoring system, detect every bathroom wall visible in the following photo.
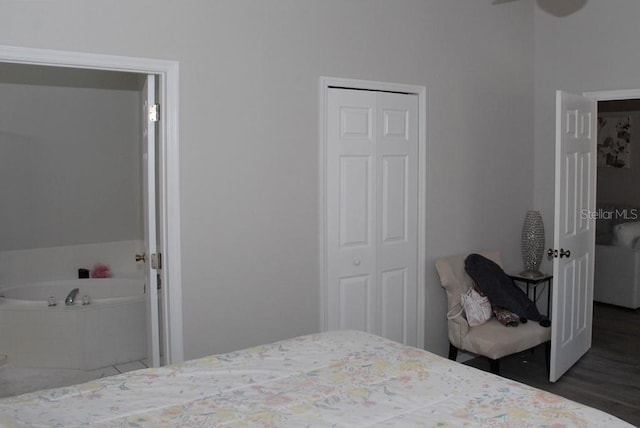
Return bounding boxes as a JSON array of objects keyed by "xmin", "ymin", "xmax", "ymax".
[
  {"xmin": 0, "ymin": 65, "xmax": 143, "ymax": 286},
  {"xmin": 0, "ymin": 239, "xmax": 145, "ymax": 287},
  {"xmin": 0, "ymin": 65, "xmax": 142, "ymax": 253}
]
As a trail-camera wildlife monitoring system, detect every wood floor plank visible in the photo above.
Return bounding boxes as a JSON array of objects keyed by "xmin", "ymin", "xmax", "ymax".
[{"xmin": 464, "ymin": 303, "xmax": 640, "ymax": 426}]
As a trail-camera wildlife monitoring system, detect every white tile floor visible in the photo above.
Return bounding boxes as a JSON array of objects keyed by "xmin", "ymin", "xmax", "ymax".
[
  {"xmin": 0, "ymin": 359, "xmax": 149, "ymax": 398},
  {"xmin": 94, "ymin": 359, "xmax": 148, "ymax": 377}
]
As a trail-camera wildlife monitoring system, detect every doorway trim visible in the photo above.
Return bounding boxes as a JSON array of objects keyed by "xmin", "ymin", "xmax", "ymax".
[
  {"xmin": 0, "ymin": 45, "xmax": 184, "ymax": 364},
  {"xmin": 584, "ymin": 88, "xmax": 640, "ymax": 101},
  {"xmin": 318, "ymin": 76, "xmax": 427, "ymax": 348}
]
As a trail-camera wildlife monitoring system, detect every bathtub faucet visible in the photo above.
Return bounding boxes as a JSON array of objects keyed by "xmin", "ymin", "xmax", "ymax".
[{"xmin": 65, "ymin": 288, "xmax": 80, "ymax": 305}]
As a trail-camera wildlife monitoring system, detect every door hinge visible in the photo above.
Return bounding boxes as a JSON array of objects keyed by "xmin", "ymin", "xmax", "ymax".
[
  {"xmin": 148, "ymin": 103, "xmax": 160, "ymax": 122},
  {"xmin": 151, "ymin": 253, "xmax": 162, "ymax": 270}
]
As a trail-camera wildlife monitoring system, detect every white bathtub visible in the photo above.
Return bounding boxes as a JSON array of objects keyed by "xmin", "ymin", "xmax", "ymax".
[{"xmin": 0, "ymin": 278, "xmax": 147, "ymax": 370}]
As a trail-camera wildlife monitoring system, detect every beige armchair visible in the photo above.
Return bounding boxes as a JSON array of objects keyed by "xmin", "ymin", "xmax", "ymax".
[{"xmin": 435, "ymin": 251, "xmax": 550, "ymax": 375}]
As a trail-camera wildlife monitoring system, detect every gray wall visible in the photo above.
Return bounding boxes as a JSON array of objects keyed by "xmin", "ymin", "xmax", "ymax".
[
  {"xmin": 0, "ymin": 67, "xmax": 142, "ymax": 251},
  {"xmin": 534, "ymin": 1, "xmax": 640, "ymax": 273},
  {"xmin": 597, "ymin": 100, "xmax": 640, "ymax": 207},
  {"xmin": 0, "ymin": 0, "xmax": 535, "ymax": 360}
]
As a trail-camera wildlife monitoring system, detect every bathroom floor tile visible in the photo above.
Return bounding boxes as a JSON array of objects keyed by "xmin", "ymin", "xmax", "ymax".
[
  {"xmin": 93, "ymin": 366, "xmax": 119, "ymax": 378},
  {"xmin": 115, "ymin": 360, "xmax": 146, "ymax": 373}
]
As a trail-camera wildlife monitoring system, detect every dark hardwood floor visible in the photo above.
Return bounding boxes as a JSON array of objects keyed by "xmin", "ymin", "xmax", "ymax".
[{"xmin": 464, "ymin": 303, "xmax": 640, "ymax": 426}]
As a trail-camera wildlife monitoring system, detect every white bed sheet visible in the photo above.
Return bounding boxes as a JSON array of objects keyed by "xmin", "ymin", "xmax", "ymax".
[{"xmin": 0, "ymin": 330, "xmax": 632, "ymax": 427}]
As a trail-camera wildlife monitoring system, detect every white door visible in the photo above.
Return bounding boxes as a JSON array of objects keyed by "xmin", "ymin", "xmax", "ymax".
[
  {"xmin": 550, "ymin": 90, "xmax": 597, "ymax": 382},
  {"xmin": 142, "ymin": 75, "xmax": 161, "ymax": 367},
  {"xmin": 325, "ymin": 87, "xmax": 419, "ymax": 346}
]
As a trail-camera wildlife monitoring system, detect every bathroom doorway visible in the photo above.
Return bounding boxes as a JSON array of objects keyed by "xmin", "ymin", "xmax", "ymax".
[
  {"xmin": 0, "ymin": 62, "xmax": 154, "ymax": 365},
  {"xmin": 0, "ymin": 46, "xmax": 182, "ymax": 392}
]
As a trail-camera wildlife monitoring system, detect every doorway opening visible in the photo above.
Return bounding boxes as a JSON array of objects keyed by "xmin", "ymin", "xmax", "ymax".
[
  {"xmin": 583, "ymin": 89, "xmax": 640, "ymax": 315},
  {"xmin": 0, "ymin": 45, "xmax": 183, "ymax": 395},
  {"xmin": 593, "ymin": 98, "xmax": 640, "ymax": 310}
]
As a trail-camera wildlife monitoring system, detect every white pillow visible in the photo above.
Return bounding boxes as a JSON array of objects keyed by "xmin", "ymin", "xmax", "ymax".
[{"xmin": 613, "ymin": 221, "xmax": 640, "ymax": 249}]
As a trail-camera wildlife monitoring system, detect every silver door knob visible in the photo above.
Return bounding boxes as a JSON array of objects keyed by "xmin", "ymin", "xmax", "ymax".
[{"xmin": 353, "ymin": 258, "xmax": 361, "ymax": 266}]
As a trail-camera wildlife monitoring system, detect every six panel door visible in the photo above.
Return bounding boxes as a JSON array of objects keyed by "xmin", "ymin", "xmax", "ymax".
[
  {"xmin": 326, "ymin": 88, "xmax": 419, "ymax": 346},
  {"xmin": 550, "ymin": 90, "xmax": 597, "ymax": 381}
]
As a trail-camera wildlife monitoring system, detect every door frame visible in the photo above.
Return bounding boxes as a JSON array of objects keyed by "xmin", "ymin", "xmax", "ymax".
[
  {"xmin": 583, "ymin": 88, "xmax": 640, "ymax": 101},
  {"xmin": 0, "ymin": 45, "xmax": 184, "ymax": 364},
  {"xmin": 318, "ymin": 76, "xmax": 427, "ymax": 348}
]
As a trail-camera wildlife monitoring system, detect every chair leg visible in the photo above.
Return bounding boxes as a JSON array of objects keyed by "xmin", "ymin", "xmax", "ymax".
[
  {"xmin": 489, "ymin": 358, "xmax": 500, "ymax": 375},
  {"xmin": 448, "ymin": 343, "xmax": 458, "ymax": 361}
]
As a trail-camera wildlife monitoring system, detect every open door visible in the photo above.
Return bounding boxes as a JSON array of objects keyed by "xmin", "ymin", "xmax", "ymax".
[
  {"xmin": 142, "ymin": 74, "xmax": 161, "ymax": 368},
  {"xmin": 549, "ymin": 90, "xmax": 597, "ymax": 382}
]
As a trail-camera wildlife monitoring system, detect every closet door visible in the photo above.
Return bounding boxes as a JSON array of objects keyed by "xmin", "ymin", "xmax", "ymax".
[
  {"xmin": 376, "ymin": 91, "xmax": 419, "ymax": 345},
  {"xmin": 325, "ymin": 88, "xmax": 419, "ymax": 346}
]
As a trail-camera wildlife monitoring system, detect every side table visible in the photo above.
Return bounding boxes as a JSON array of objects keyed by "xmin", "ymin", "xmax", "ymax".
[{"xmin": 509, "ymin": 273, "xmax": 553, "ymax": 318}]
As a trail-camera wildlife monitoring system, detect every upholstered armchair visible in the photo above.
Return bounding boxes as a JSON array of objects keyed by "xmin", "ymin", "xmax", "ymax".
[{"xmin": 435, "ymin": 251, "xmax": 550, "ymax": 375}]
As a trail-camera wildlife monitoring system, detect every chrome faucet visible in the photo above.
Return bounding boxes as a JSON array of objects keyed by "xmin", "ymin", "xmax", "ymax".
[{"xmin": 65, "ymin": 288, "xmax": 80, "ymax": 305}]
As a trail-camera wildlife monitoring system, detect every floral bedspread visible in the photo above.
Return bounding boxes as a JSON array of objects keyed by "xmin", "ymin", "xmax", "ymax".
[{"xmin": 0, "ymin": 330, "xmax": 632, "ymax": 427}]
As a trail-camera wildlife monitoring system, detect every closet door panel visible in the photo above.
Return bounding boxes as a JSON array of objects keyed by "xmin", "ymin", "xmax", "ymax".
[{"xmin": 326, "ymin": 88, "xmax": 377, "ymax": 333}]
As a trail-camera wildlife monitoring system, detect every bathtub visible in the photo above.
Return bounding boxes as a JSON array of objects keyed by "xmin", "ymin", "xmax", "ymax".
[{"xmin": 0, "ymin": 278, "xmax": 147, "ymax": 370}]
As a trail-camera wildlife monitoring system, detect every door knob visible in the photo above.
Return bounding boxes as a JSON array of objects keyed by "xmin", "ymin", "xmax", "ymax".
[
  {"xmin": 135, "ymin": 253, "xmax": 146, "ymax": 262},
  {"xmin": 353, "ymin": 258, "xmax": 361, "ymax": 266},
  {"xmin": 547, "ymin": 248, "xmax": 571, "ymax": 258}
]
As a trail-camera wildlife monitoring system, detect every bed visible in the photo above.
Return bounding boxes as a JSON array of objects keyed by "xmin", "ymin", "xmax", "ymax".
[{"xmin": 0, "ymin": 330, "xmax": 631, "ymax": 427}]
